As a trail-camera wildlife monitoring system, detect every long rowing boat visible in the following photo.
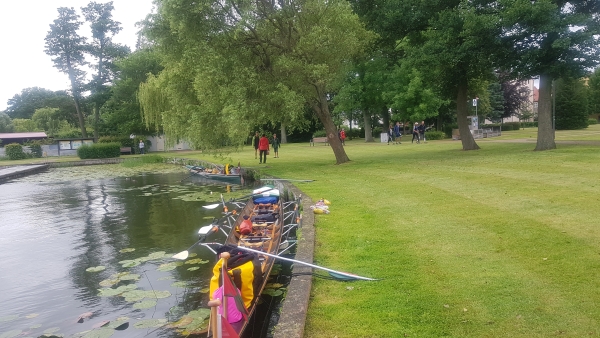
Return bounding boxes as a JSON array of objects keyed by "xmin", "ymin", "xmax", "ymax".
[
  {"xmin": 207, "ymin": 186, "xmax": 283, "ymax": 337},
  {"xmin": 186, "ymin": 165, "xmax": 243, "ymax": 184}
]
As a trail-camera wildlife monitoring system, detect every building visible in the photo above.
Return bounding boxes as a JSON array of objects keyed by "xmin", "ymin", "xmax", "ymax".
[{"xmin": 0, "ymin": 132, "xmax": 48, "ymax": 146}]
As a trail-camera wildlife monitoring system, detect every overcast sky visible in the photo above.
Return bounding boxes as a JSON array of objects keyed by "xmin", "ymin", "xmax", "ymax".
[{"xmin": 0, "ymin": 0, "xmax": 155, "ymax": 111}]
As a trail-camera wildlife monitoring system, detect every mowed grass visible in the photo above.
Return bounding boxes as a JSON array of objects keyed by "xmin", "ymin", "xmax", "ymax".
[{"xmin": 184, "ymin": 126, "xmax": 600, "ymax": 337}]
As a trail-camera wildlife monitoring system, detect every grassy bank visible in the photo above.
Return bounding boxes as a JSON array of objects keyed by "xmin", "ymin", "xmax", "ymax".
[
  {"xmin": 183, "ymin": 126, "xmax": 600, "ymax": 337},
  {"xmin": 3, "ymin": 127, "xmax": 600, "ymax": 337}
]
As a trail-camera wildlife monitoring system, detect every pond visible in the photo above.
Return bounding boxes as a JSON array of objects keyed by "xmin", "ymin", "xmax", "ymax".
[{"xmin": 0, "ymin": 164, "xmax": 273, "ymax": 338}]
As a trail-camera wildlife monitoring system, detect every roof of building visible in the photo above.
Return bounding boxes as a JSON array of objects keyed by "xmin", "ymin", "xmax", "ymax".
[
  {"xmin": 0, "ymin": 132, "xmax": 48, "ymax": 139},
  {"xmin": 533, "ymin": 87, "xmax": 539, "ymax": 102}
]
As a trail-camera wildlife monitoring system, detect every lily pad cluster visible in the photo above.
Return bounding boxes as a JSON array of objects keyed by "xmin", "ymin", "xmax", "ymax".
[
  {"xmin": 118, "ymin": 250, "xmax": 171, "ymax": 268},
  {"xmin": 168, "ymin": 309, "xmax": 211, "ymax": 335},
  {"xmin": 99, "ymin": 272, "xmax": 140, "ymax": 287},
  {"xmin": 262, "ymin": 283, "xmax": 287, "ymax": 297}
]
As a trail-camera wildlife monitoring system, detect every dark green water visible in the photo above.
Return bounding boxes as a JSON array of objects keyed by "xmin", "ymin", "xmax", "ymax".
[{"xmin": 0, "ymin": 166, "xmax": 249, "ymax": 338}]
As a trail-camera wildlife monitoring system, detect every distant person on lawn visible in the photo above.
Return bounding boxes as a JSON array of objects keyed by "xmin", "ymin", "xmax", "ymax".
[
  {"xmin": 258, "ymin": 134, "xmax": 270, "ymax": 164},
  {"xmin": 271, "ymin": 134, "xmax": 280, "ymax": 158}
]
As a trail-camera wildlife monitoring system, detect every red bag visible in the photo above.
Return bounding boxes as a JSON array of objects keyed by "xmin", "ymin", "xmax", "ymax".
[{"xmin": 239, "ymin": 219, "xmax": 253, "ymax": 235}]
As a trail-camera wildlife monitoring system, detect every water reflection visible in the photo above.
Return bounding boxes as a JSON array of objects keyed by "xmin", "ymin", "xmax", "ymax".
[{"xmin": 0, "ymin": 167, "xmax": 246, "ymax": 337}]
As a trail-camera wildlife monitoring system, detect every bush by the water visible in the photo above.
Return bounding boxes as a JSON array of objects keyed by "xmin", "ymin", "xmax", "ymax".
[
  {"xmin": 5, "ymin": 143, "xmax": 27, "ymax": 160},
  {"xmin": 424, "ymin": 131, "xmax": 446, "ymax": 140},
  {"xmin": 77, "ymin": 142, "xmax": 121, "ymax": 159}
]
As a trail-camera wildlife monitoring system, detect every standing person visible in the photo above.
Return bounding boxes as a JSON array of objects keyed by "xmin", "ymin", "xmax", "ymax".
[
  {"xmin": 393, "ymin": 121, "xmax": 402, "ymax": 144},
  {"xmin": 387, "ymin": 124, "xmax": 394, "ymax": 145},
  {"xmin": 412, "ymin": 122, "xmax": 420, "ymax": 144},
  {"xmin": 271, "ymin": 133, "xmax": 280, "ymax": 158},
  {"xmin": 258, "ymin": 133, "xmax": 270, "ymax": 164},
  {"xmin": 340, "ymin": 128, "xmax": 346, "ymax": 146},
  {"xmin": 139, "ymin": 139, "xmax": 145, "ymax": 154},
  {"xmin": 252, "ymin": 131, "xmax": 260, "ymax": 159},
  {"xmin": 419, "ymin": 121, "xmax": 426, "ymax": 143}
]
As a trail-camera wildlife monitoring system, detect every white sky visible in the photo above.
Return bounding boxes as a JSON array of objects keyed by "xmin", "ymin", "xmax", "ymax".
[{"xmin": 0, "ymin": 0, "xmax": 155, "ymax": 111}]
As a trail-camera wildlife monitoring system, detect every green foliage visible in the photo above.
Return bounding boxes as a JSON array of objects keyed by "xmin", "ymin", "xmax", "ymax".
[
  {"xmin": 11, "ymin": 118, "xmax": 38, "ymax": 132},
  {"xmin": 98, "ymin": 135, "xmax": 135, "ymax": 147},
  {"xmin": 5, "ymin": 143, "xmax": 27, "ymax": 160},
  {"xmin": 77, "ymin": 142, "xmax": 120, "ymax": 159},
  {"xmin": 443, "ymin": 124, "xmax": 458, "ymax": 138},
  {"xmin": 588, "ymin": 119, "xmax": 598, "ymax": 125},
  {"xmin": 313, "ymin": 130, "xmax": 327, "ymax": 138},
  {"xmin": 555, "ymin": 77, "xmax": 589, "ymax": 130},
  {"xmin": 424, "ymin": 131, "xmax": 446, "ymax": 140},
  {"xmin": 0, "ymin": 112, "xmax": 14, "ymax": 132},
  {"xmin": 54, "ymin": 128, "xmax": 84, "ymax": 139},
  {"xmin": 521, "ymin": 121, "xmax": 538, "ymax": 128},
  {"xmin": 28, "ymin": 141, "xmax": 43, "ymax": 158},
  {"xmin": 588, "ymin": 68, "xmax": 600, "ymax": 116},
  {"xmin": 31, "ymin": 107, "xmax": 72, "ymax": 137}
]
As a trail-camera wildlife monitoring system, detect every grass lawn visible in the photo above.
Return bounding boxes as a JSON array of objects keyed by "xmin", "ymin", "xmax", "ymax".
[
  {"xmin": 183, "ymin": 125, "xmax": 600, "ymax": 337},
  {"xmin": 3, "ymin": 126, "xmax": 600, "ymax": 337}
]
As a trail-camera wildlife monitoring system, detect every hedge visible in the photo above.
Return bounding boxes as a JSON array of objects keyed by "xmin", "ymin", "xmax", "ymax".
[
  {"xmin": 77, "ymin": 142, "xmax": 121, "ymax": 159},
  {"xmin": 5, "ymin": 143, "xmax": 27, "ymax": 160},
  {"xmin": 425, "ymin": 131, "xmax": 446, "ymax": 140}
]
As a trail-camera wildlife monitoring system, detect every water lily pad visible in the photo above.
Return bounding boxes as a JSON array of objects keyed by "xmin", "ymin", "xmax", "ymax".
[
  {"xmin": 119, "ymin": 248, "xmax": 135, "ymax": 253},
  {"xmin": 171, "ymin": 281, "xmax": 188, "ymax": 288},
  {"xmin": 99, "ymin": 279, "xmax": 119, "ymax": 287},
  {"xmin": 0, "ymin": 315, "xmax": 18, "ymax": 323},
  {"xmin": 265, "ymin": 283, "xmax": 284, "ymax": 289},
  {"xmin": 157, "ymin": 262, "xmax": 179, "ymax": 271},
  {"xmin": 157, "ymin": 276, "xmax": 174, "ymax": 281},
  {"xmin": 30, "ymin": 324, "xmax": 42, "ymax": 329},
  {"xmin": 147, "ymin": 251, "xmax": 166, "ymax": 260},
  {"xmin": 119, "ymin": 260, "xmax": 140, "ymax": 268},
  {"xmin": 145, "ymin": 290, "xmax": 171, "ymax": 299},
  {"xmin": 81, "ymin": 328, "xmax": 114, "ymax": 338},
  {"xmin": 25, "ymin": 313, "xmax": 39, "ymax": 319},
  {"xmin": 119, "ymin": 274, "xmax": 140, "ymax": 281},
  {"xmin": 199, "ymin": 287, "xmax": 210, "ymax": 294},
  {"xmin": 187, "ymin": 309, "xmax": 211, "ymax": 319},
  {"xmin": 262, "ymin": 288, "xmax": 284, "ymax": 297},
  {"xmin": 133, "ymin": 300, "xmax": 157, "ymax": 309},
  {"xmin": 184, "ymin": 258, "xmax": 208, "ymax": 265},
  {"xmin": 0, "ymin": 330, "xmax": 21, "ymax": 338},
  {"xmin": 187, "ymin": 267, "xmax": 199, "ymax": 271},
  {"xmin": 86, "ymin": 266, "xmax": 106, "ymax": 273},
  {"xmin": 98, "ymin": 288, "xmax": 121, "ymax": 297},
  {"xmin": 133, "ymin": 318, "xmax": 166, "ymax": 329},
  {"xmin": 187, "ymin": 253, "xmax": 197, "ymax": 258},
  {"xmin": 115, "ymin": 284, "xmax": 138, "ymax": 293}
]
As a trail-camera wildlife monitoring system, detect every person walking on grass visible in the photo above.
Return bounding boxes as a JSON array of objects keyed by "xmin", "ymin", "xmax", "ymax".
[
  {"xmin": 419, "ymin": 120, "xmax": 426, "ymax": 143},
  {"xmin": 139, "ymin": 139, "xmax": 145, "ymax": 154},
  {"xmin": 271, "ymin": 134, "xmax": 280, "ymax": 158},
  {"xmin": 394, "ymin": 121, "xmax": 402, "ymax": 144},
  {"xmin": 412, "ymin": 122, "xmax": 420, "ymax": 144},
  {"xmin": 387, "ymin": 124, "xmax": 394, "ymax": 145},
  {"xmin": 252, "ymin": 131, "xmax": 260, "ymax": 159},
  {"xmin": 258, "ymin": 133, "xmax": 270, "ymax": 164}
]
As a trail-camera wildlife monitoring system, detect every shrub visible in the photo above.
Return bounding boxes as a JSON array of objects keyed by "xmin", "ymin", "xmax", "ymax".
[
  {"xmin": 425, "ymin": 131, "xmax": 446, "ymax": 140},
  {"xmin": 521, "ymin": 121, "xmax": 538, "ymax": 128},
  {"xmin": 29, "ymin": 141, "xmax": 43, "ymax": 158},
  {"xmin": 588, "ymin": 119, "xmax": 598, "ymax": 125},
  {"xmin": 504, "ymin": 122, "xmax": 521, "ymax": 130},
  {"xmin": 77, "ymin": 142, "xmax": 121, "ymax": 159},
  {"xmin": 5, "ymin": 143, "xmax": 27, "ymax": 160},
  {"xmin": 54, "ymin": 129, "xmax": 84, "ymax": 139},
  {"xmin": 98, "ymin": 135, "xmax": 135, "ymax": 147},
  {"xmin": 501, "ymin": 124, "xmax": 513, "ymax": 131},
  {"xmin": 313, "ymin": 130, "xmax": 326, "ymax": 137}
]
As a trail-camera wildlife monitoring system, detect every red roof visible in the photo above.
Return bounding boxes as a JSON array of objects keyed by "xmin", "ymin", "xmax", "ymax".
[
  {"xmin": 533, "ymin": 87, "xmax": 539, "ymax": 102},
  {"xmin": 0, "ymin": 132, "xmax": 48, "ymax": 139}
]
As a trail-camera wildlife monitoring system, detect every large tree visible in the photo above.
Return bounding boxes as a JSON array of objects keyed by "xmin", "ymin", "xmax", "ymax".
[
  {"xmin": 554, "ymin": 77, "xmax": 589, "ymax": 130},
  {"xmin": 0, "ymin": 112, "xmax": 13, "ymax": 133},
  {"xmin": 588, "ymin": 68, "xmax": 600, "ymax": 117},
  {"xmin": 498, "ymin": 0, "xmax": 600, "ymax": 150},
  {"xmin": 139, "ymin": 0, "xmax": 374, "ymax": 164},
  {"xmin": 45, "ymin": 7, "xmax": 88, "ymax": 137},
  {"xmin": 82, "ymin": 1, "xmax": 130, "ymax": 140}
]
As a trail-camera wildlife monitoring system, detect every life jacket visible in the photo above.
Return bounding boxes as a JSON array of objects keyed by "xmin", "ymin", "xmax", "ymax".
[{"xmin": 209, "ymin": 248, "xmax": 263, "ymax": 309}]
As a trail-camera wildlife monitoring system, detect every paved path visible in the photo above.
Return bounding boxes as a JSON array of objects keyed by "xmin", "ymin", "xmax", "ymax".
[{"xmin": 0, "ymin": 164, "xmax": 49, "ymax": 183}]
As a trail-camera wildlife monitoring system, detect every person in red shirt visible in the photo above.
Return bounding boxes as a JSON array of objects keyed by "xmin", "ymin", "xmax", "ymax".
[{"xmin": 258, "ymin": 134, "xmax": 270, "ymax": 164}]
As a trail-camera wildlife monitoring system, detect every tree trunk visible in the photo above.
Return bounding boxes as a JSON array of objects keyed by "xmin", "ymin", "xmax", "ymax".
[
  {"xmin": 363, "ymin": 111, "xmax": 374, "ymax": 142},
  {"xmin": 456, "ymin": 81, "xmax": 479, "ymax": 150},
  {"xmin": 312, "ymin": 87, "xmax": 350, "ymax": 164},
  {"xmin": 93, "ymin": 102, "xmax": 99, "ymax": 141},
  {"xmin": 280, "ymin": 123, "xmax": 287, "ymax": 143},
  {"xmin": 535, "ymin": 73, "xmax": 556, "ymax": 151}
]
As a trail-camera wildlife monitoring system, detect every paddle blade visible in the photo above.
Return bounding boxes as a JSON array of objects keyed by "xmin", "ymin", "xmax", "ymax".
[
  {"xmin": 172, "ymin": 251, "xmax": 189, "ymax": 260},
  {"xmin": 203, "ymin": 203, "xmax": 220, "ymax": 210}
]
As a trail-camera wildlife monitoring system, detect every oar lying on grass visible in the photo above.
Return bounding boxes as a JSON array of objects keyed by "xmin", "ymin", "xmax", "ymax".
[
  {"xmin": 202, "ymin": 187, "xmax": 276, "ymax": 210},
  {"xmin": 191, "ymin": 243, "xmax": 379, "ymax": 281}
]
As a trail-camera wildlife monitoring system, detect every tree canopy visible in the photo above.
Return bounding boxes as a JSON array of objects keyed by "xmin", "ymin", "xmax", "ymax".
[{"xmin": 139, "ymin": 0, "xmax": 374, "ymax": 163}]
